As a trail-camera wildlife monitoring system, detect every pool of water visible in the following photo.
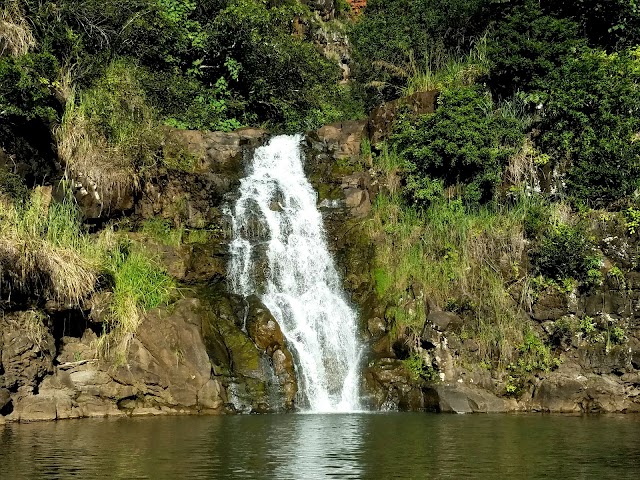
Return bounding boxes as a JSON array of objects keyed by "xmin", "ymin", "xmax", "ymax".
[{"xmin": 1, "ymin": 413, "xmax": 639, "ymax": 479}]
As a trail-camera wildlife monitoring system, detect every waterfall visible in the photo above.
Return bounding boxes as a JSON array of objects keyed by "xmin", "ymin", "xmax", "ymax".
[{"xmin": 228, "ymin": 134, "xmax": 361, "ymax": 412}]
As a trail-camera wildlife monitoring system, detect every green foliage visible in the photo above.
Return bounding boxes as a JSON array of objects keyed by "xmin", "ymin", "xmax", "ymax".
[
  {"xmin": 78, "ymin": 60, "xmax": 159, "ymax": 162},
  {"xmin": 402, "ymin": 37, "xmax": 490, "ymax": 97},
  {"xmin": 7, "ymin": 0, "xmax": 359, "ymax": 134},
  {"xmin": 392, "ymin": 86, "xmax": 525, "ymax": 208},
  {"xmin": 624, "ymin": 207, "xmax": 640, "ymax": 235},
  {"xmin": 530, "ymin": 223, "xmax": 602, "ymax": 288},
  {"xmin": 540, "ymin": 48, "xmax": 640, "ymax": 208},
  {"xmin": 523, "ymin": 200, "xmax": 551, "ymax": 239},
  {"xmin": 609, "ymin": 326, "xmax": 626, "ymax": 345},
  {"xmin": 373, "ymin": 267, "xmax": 393, "ymax": 298},
  {"xmin": 403, "ymin": 353, "xmax": 438, "ymax": 382},
  {"xmin": 350, "ymin": 0, "xmax": 491, "ymax": 104},
  {"xmin": 141, "ymin": 218, "xmax": 184, "ymax": 246},
  {"xmin": 367, "ymin": 194, "xmax": 531, "ymax": 366},
  {"xmin": 543, "ymin": 0, "xmax": 640, "ymax": 49},
  {"xmin": 0, "ymin": 52, "xmax": 59, "ymax": 123},
  {"xmin": 506, "ymin": 328, "xmax": 559, "ymax": 395},
  {"xmin": 105, "ymin": 241, "xmax": 174, "ymax": 314},
  {"xmin": 0, "ymin": 167, "xmax": 29, "ymax": 204},
  {"xmin": 580, "ymin": 316, "xmax": 596, "ymax": 335},
  {"xmin": 486, "ymin": 2, "xmax": 586, "ymax": 96}
]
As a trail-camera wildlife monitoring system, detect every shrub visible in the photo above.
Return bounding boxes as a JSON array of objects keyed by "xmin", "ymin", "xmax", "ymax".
[
  {"xmin": 392, "ymin": 86, "xmax": 525, "ymax": 208},
  {"xmin": 0, "ymin": 52, "xmax": 59, "ymax": 123},
  {"xmin": 542, "ymin": 0, "xmax": 640, "ymax": 49},
  {"xmin": 350, "ymin": 0, "xmax": 491, "ymax": 104},
  {"xmin": 529, "ymin": 223, "xmax": 602, "ymax": 287},
  {"xmin": 486, "ymin": 2, "xmax": 586, "ymax": 97},
  {"xmin": 539, "ymin": 48, "xmax": 640, "ymax": 208}
]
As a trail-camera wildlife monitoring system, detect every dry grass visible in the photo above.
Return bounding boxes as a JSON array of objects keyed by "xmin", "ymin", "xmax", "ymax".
[
  {"xmin": 0, "ymin": 189, "xmax": 99, "ymax": 306},
  {"xmin": 55, "ymin": 60, "xmax": 161, "ymax": 207},
  {"xmin": 0, "ymin": 0, "xmax": 35, "ymax": 57}
]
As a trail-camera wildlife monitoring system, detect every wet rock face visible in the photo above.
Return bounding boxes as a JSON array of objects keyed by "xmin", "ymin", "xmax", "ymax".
[
  {"xmin": 138, "ymin": 128, "xmax": 268, "ymax": 228},
  {"xmin": 245, "ymin": 295, "xmax": 298, "ymax": 410},
  {"xmin": 199, "ymin": 284, "xmax": 298, "ymax": 413}
]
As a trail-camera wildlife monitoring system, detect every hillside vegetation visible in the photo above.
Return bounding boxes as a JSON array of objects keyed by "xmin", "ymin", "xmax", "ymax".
[
  {"xmin": 1, "ymin": 0, "xmax": 640, "ymax": 391},
  {"xmin": 350, "ymin": 0, "xmax": 640, "ymax": 387}
]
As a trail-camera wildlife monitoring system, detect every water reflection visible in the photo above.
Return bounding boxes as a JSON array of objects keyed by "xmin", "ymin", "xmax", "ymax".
[{"xmin": 1, "ymin": 414, "xmax": 640, "ymax": 479}]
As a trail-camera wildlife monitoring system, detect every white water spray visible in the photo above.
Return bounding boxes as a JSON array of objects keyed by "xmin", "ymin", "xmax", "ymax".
[{"xmin": 228, "ymin": 134, "xmax": 361, "ymax": 412}]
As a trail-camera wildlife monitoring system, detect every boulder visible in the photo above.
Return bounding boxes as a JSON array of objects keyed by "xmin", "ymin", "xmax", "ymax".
[
  {"xmin": 363, "ymin": 358, "xmax": 431, "ymax": 411},
  {"xmin": 426, "ymin": 384, "xmax": 512, "ymax": 414},
  {"xmin": 428, "ymin": 311, "xmax": 463, "ymax": 333},
  {"xmin": 312, "ymin": 120, "xmax": 368, "ymax": 160},
  {"xmin": 0, "ymin": 312, "xmax": 55, "ymax": 392},
  {"xmin": 532, "ymin": 288, "xmax": 570, "ymax": 321},
  {"xmin": 530, "ymin": 370, "xmax": 640, "ymax": 413},
  {"xmin": 113, "ymin": 297, "xmax": 226, "ymax": 413}
]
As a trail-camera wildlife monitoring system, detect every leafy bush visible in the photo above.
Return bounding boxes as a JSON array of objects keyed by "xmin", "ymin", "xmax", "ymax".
[
  {"xmin": 392, "ymin": 86, "xmax": 525, "ymax": 208},
  {"xmin": 530, "ymin": 223, "xmax": 602, "ymax": 287},
  {"xmin": 542, "ymin": 0, "xmax": 640, "ymax": 49},
  {"xmin": 486, "ymin": 2, "xmax": 586, "ymax": 97},
  {"xmin": 0, "ymin": 52, "xmax": 59, "ymax": 123},
  {"xmin": 540, "ymin": 48, "xmax": 640, "ymax": 207},
  {"xmin": 350, "ymin": 0, "xmax": 491, "ymax": 104}
]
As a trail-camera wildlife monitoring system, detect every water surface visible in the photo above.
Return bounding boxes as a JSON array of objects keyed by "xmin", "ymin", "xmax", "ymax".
[{"xmin": 1, "ymin": 413, "xmax": 639, "ymax": 479}]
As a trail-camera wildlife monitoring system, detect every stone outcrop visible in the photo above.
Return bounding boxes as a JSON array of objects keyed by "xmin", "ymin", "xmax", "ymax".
[
  {"xmin": 5, "ymin": 298, "xmax": 227, "ymax": 422},
  {"xmin": 137, "ymin": 128, "xmax": 267, "ymax": 228},
  {"xmin": 2, "ymin": 289, "xmax": 299, "ymax": 422}
]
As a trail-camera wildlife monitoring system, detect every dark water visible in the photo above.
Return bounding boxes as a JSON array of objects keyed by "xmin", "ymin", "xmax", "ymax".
[{"xmin": 1, "ymin": 413, "xmax": 639, "ymax": 479}]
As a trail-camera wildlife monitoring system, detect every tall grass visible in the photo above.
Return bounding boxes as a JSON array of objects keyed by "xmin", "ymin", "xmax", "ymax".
[
  {"xmin": 402, "ymin": 35, "xmax": 490, "ymax": 96},
  {"xmin": 0, "ymin": 188, "xmax": 99, "ymax": 305},
  {"xmin": 0, "ymin": 188, "xmax": 175, "ymax": 362},
  {"xmin": 98, "ymin": 240, "xmax": 175, "ymax": 362},
  {"xmin": 367, "ymin": 192, "xmax": 535, "ymax": 366},
  {"xmin": 0, "ymin": 0, "xmax": 35, "ymax": 57},
  {"xmin": 55, "ymin": 60, "xmax": 162, "ymax": 200}
]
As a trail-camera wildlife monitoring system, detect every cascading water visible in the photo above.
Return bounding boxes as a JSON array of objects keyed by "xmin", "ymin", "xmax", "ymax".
[{"xmin": 228, "ymin": 134, "xmax": 361, "ymax": 413}]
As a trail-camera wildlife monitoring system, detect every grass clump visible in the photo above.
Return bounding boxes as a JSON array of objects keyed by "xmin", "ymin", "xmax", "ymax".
[
  {"xmin": 367, "ymin": 193, "xmax": 536, "ymax": 367},
  {"xmin": 0, "ymin": 186, "xmax": 176, "ymax": 362},
  {"xmin": 402, "ymin": 36, "xmax": 490, "ymax": 97},
  {"xmin": 141, "ymin": 218, "xmax": 184, "ymax": 247},
  {"xmin": 99, "ymin": 239, "xmax": 175, "ymax": 361},
  {"xmin": 55, "ymin": 60, "xmax": 161, "ymax": 199},
  {"xmin": 0, "ymin": 188, "xmax": 99, "ymax": 305},
  {"xmin": 0, "ymin": 0, "xmax": 35, "ymax": 57}
]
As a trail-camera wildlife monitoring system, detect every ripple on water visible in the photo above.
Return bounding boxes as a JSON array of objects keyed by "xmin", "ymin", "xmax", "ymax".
[{"xmin": 1, "ymin": 413, "xmax": 640, "ymax": 479}]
